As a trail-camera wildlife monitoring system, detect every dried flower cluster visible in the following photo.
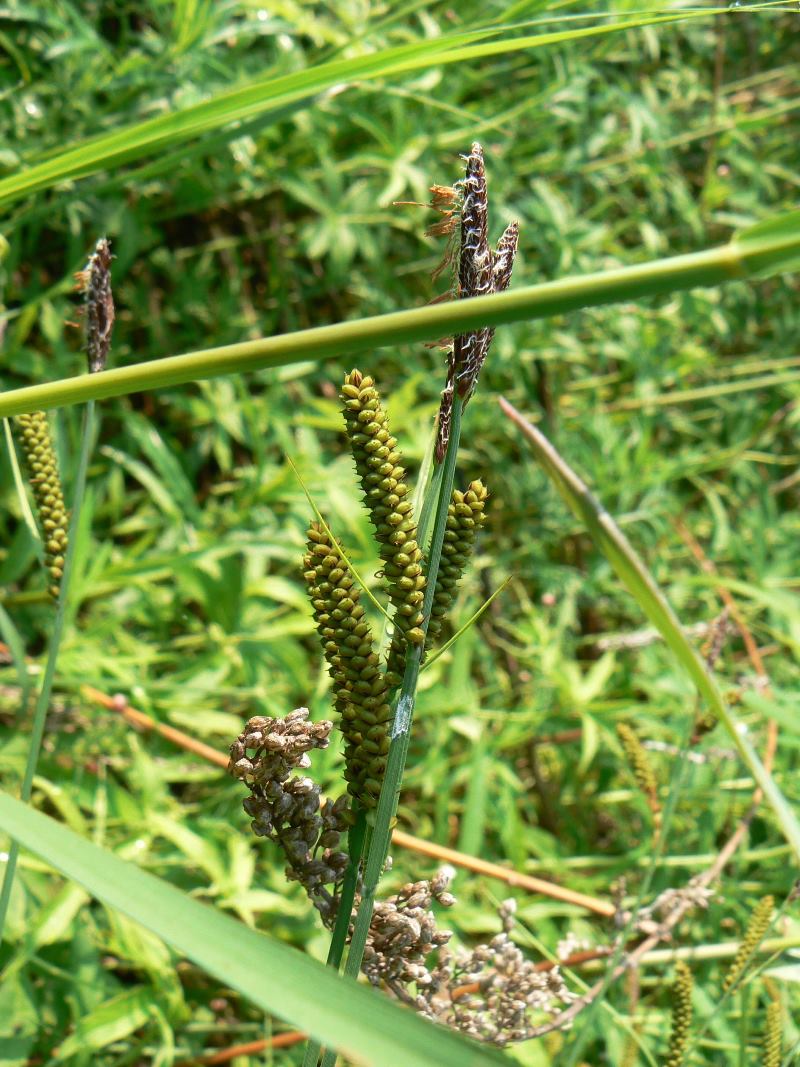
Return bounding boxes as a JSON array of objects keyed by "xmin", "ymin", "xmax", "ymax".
[
  {"xmin": 415, "ymin": 898, "xmax": 575, "ymax": 1045},
  {"xmin": 366, "ymin": 884, "xmax": 574, "ymax": 1046},
  {"xmin": 14, "ymin": 411, "xmax": 69, "ymax": 599},
  {"xmin": 435, "ymin": 143, "xmax": 519, "ymax": 462},
  {"xmin": 303, "ymin": 523, "xmax": 392, "ymax": 807},
  {"xmin": 229, "ymin": 711, "xmax": 579, "ymax": 1047},
  {"xmin": 632, "ymin": 879, "xmax": 715, "ymax": 936},
  {"xmin": 228, "ymin": 709, "xmax": 350, "ymax": 926},
  {"xmin": 362, "ymin": 869, "xmax": 455, "ymax": 996}
]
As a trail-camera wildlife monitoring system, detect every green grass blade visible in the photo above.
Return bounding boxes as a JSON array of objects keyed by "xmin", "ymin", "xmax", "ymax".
[
  {"xmin": 0, "ymin": 10, "xmax": 715, "ymax": 210},
  {"xmin": 421, "ymin": 576, "xmax": 512, "ymax": 672},
  {"xmin": 0, "ymin": 402, "xmax": 96, "ymax": 942},
  {"xmin": 4, "ymin": 216, "xmax": 800, "ymax": 418},
  {"xmin": 0, "ymin": 793, "xmax": 508, "ymax": 1067},
  {"xmin": 286, "ymin": 454, "xmax": 393, "ymax": 626},
  {"xmin": 499, "ymin": 397, "xmax": 800, "ymax": 861}
]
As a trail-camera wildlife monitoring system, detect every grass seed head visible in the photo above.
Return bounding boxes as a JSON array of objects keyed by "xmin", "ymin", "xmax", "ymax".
[
  {"xmin": 763, "ymin": 1000, "xmax": 782, "ymax": 1067},
  {"xmin": 303, "ymin": 520, "xmax": 392, "ymax": 806},
  {"xmin": 616, "ymin": 721, "xmax": 660, "ymax": 816},
  {"xmin": 426, "ymin": 480, "xmax": 489, "ymax": 648},
  {"xmin": 665, "ymin": 962, "xmax": 693, "ymax": 1067},
  {"xmin": 341, "ymin": 370, "xmax": 426, "ymax": 689},
  {"xmin": 721, "ymin": 896, "xmax": 775, "ymax": 995},
  {"xmin": 14, "ymin": 410, "xmax": 69, "ymax": 599}
]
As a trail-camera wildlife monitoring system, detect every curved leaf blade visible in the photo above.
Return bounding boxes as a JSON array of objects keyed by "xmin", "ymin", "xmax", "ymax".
[
  {"xmin": 499, "ymin": 398, "xmax": 800, "ymax": 861},
  {"xmin": 0, "ymin": 792, "xmax": 506, "ymax": 1067}
]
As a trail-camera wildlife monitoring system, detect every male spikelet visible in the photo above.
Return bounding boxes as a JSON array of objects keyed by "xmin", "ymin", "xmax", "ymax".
[
  {"xmin": 616, "ymin": 722, "xmax": 660, "ymax": 819},
  {"xmin": 763, "ymin": 1000, "xmax": 782, "ymax": 1067},
  {"xmin": 426, "ymin": 480, "xmax": 489, "ymax": 648},
  {"xmin": 14, "ymin": 412, "xmax": 68, "ymax": 599},
  {"xmin": 303, "ymin": 522, "xmax": 392, "ymax": 806},
  {"xmin": 434, "ymin": 145, "xmax": 519, "ymax": 462},
  {"xmin": 664, "ymin": 962, "xmax": 693, "ymax": 1067},
  {"xmin": 721, "ymin": 896, "xmax": 774, "ymax": 995},
  {"xmin": 75, "ymin": 236, "xmax": 114, "ymax": 373},
  {"xmin": 340, "ymin": 371, "xmax": 426, "ymax": 688}
]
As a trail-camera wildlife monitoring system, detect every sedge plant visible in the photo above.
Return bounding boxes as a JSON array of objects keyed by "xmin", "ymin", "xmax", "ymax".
[{"xmin": 0, "ymin": 238, "xmax": 114, "ymax": 942}]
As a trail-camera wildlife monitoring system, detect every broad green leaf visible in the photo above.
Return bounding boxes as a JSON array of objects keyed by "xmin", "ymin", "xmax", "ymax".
[
  {"xmin": 52, "ymin": 988, "xmax": 154, "ymax": 1062},
  {"xmin": 499, "ymin": 398, "xmax": 800, "ymax": 861},
  {"xmin": 735, "ymin": 208, "xmax": 800, "ymax": 277},
  {"xmin": 0, "ymin": 792, "xmax": 508, "ymax": 1067}
]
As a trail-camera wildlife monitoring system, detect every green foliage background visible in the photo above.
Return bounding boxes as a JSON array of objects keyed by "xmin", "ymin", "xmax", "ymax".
[{"xmin": 1, "ymin": 2, "xmax": 799, "ymax": 1064}]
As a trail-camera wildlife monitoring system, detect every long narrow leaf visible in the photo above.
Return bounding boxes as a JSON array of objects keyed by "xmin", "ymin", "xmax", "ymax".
[
  {"xmin": 0, "ymin": 10, "xmax": 713, "ymax": 210},
  {"xmin": 0, "ymin": 793, "xmax": 506, "ymax": 1067},
  {"xmin": 2, "ymin": 212, "xmax": 799, "ymax": 419},
  {"xmin": 499, "ymin": 398, "xmax": 800, "ymax": 861}
]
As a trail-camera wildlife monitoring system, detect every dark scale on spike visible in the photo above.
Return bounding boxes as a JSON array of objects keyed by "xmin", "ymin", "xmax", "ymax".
[
  {"xmin": 457, "ymin": 220, "xmax": 520, "ymax": 401},
  {"xmin": 434, "ymin": 145, "xmax": 519, "ymax": 461},
  {"xmin": 303, "ymin": 522, "xmax": 392, "ymax": 807},
  {"xmin": 426, "ymin": 481, "xmax": 489, "ymax": 648},
  {"xmin": 85, "ymin": 237, "xmax": 115, "ymax": 373},
  {"xmin": 452, "ymin": 142, "xmax": 491, "ymax": 402},
  {"xmin": 340, "ymin": 371, "xmax": 426, "ymax": 689}
]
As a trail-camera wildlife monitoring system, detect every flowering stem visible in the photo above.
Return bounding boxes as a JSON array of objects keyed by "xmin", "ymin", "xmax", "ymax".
[
  {"xmin": 311, "ymin": 400, "xmax": 464, "ymax": 1067},
  {"xmin": 311, "ymin": 401, "xmax": 462, "ymax": 1067},
  {"xmin": 301, "ymin": 808, "xmax": 368, "ymax": 1067},
  {"xmin": 328, "ymin": 810, "xmax": 367, "ymax": 969},
  {"xmin": 0, "ymin": 402, "xmax": 96, "ymax": 941},
  {"xmin": 342, "ymin": 395, "xmax": 463, "ymax": 956}
]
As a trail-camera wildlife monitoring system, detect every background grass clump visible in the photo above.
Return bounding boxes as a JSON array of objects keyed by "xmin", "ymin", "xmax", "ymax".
[{"xmin": 1, "ymin": 2, "xmax": 800, "ymax": 1064}]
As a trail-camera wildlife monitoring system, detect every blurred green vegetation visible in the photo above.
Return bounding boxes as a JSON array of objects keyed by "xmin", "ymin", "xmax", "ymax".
[{"xmin": 1, "ymin": 2, "xmax": 800, "ymax": 1064}]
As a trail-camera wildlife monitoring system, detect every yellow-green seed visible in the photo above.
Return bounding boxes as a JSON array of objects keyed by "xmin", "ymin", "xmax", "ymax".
[
  {"xmin": 763, "ymin": 1001, "xmax": 782, "ymax": 1067},
  {"xmin": 14, "ymin": 410, "xmax": 68, "ymax": 599},
  {"xmin": 303, "ymin": 521, "xmax": 391, "ymax": 807},
  {"xmin": 426, "ymin": 480, "xmax": 488, "ymax": 648},
  {"xmin": 617, "ymin": 722, "xmax": 660, "ymax": 815},
  {"xmin": 722, "ymin": 896, "xmax": 774, "ymax": 995},
  {"xmin": 664, "ymin": 962, "xmax": 693, "ymax": 1067},
  {"xmin": 340, "ymin": 371, "xmax": 426, "ymax": 688}
]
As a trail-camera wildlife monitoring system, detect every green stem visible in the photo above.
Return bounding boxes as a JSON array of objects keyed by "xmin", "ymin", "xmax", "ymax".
[
  {"xmin": 311, "ymin": 413, "xmax": 454, "ymax": 1067},
  {"xmin": 4, "ymin": 219, "xmax": 799, "ymax": 419},
  {"xmin": 302, "ymin": 812, "xmax": 369, "ymax": 1067},
  {"xmin": 417, "ymin": 459, "xmax": 445, "ymax": 555},
  {"xmin": 341, "ymin": 397, "xmax": 464, "ymax": 988},
  {"xmin": 0, "ymin": 401, "xmax": 96, "ymax": 943}
]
